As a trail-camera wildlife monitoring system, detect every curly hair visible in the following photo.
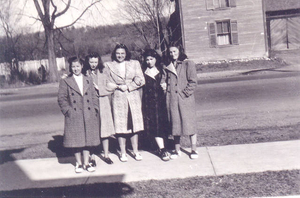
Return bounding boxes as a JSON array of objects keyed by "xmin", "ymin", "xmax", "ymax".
[
  {"xmin": 142, "ymin": 49, "xmax": 163, "ymax": 72},
  {"xmin": 111, "ymin": 43, "xmax": 131, "ymax": 62},
  {"xmin": 68, "ymin": 56, "xmax": 84, "ymax": 74},
  {"xmin": 83, "ymin": 52, "xmax": 104, "ymax": 74},
  {"xmin": 165, "ymin": 41, "xmax": 188, "ymax": 65}
]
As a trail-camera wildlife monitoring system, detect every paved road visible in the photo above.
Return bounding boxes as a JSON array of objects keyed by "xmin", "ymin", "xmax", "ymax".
[{"xmin": 0, "ymin": 71, "xmax": 299, "ymax": 149}]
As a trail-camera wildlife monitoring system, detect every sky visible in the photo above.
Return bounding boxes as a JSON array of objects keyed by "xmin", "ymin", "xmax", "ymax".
[{"xmin": 0, "ymin": 0, "xmax": 129, "ymax": 36}]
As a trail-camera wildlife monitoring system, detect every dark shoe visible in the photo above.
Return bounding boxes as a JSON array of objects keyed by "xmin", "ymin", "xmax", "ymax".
[
  {"xmin": 103, "ymin": 157, "xmax": 114, "ymax": 164},
  {"xmin": 83, "ymin": 163, "xmax": 95, "ymax": 172},
  {"xmin": 90, "ymin": 159, "xmax": 96, "ymax": 167},
  {"xmin": 190, "ymin": 150, "xmax": 198, "ymax": 159},
  {"xmin": 159, "ymin": 149, "xmax": 170, "ymax": 161}
]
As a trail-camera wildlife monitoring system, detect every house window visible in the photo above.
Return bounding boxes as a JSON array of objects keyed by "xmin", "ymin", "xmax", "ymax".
[
  {"xmin": 208, "ymin": 20, "xmax": 239, "ymax": 47},
  {"xmin": 206, "ymin": 0, "xmax": 236, "ymax": 10},
  {"xmin": 216, "ymin": 20, "xmax": 230, "ymax": 45}
]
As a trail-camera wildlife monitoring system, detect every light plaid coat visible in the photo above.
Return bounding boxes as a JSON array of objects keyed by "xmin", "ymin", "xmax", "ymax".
[{"xmin": 105, "ymin": 60, "xmax": 145, "ymax": 134}]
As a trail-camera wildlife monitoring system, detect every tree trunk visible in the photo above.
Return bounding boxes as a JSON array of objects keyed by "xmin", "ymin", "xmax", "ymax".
[{"xmin": 46, "ymin": 28, "xmax": 58, "ymax": 82}]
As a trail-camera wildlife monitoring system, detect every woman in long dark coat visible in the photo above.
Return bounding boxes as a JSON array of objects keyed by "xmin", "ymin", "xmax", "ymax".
[
  {"xmin": 141, "ymin": 49, "xmax": 170, "ymax": 161},
  {"xmin": 161, "ymin": 42, "xmax": 198, "ymax": 160},
  {"xmin": 58, "ymin": 57, "xmax": 100, "ymax": 173}
]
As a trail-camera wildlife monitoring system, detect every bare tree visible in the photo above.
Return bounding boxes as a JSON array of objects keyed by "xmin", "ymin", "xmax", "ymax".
[
  {"xmin": 0, "ymin": 0, "xmax": 25, "ymax": 81},
  {"xmin": 122, "ymin": 0, "xmax": 174, "ymax": 54},
  {"xmin": 33, "ymin": 0, "xmax": 101, "ymax": 82}
]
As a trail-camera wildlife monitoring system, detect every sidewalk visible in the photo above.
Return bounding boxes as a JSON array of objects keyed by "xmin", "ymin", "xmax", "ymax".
[
  {"xmin": 197, "ymin": 64, "xmax": 300, "ymax": 79},
  {"xmin": 1, "ymin": 140, "xmax": 299, "ymax": 192}
]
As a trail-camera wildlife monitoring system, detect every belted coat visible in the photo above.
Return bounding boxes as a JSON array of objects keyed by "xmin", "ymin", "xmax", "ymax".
[
  {"xmin": 162, "ymin": 59, "xmax": 197, "ymax": 136},
  {"xmin": 58, "ymin": 75, "xmax": 100, "ymax": 148},
  {"xmin": 87, "ymin": 68, "xmax": 115, "ymax": 138},
  {"xmin": 105, "ymin": 60, "xmax": 145, "ymax": 134}
]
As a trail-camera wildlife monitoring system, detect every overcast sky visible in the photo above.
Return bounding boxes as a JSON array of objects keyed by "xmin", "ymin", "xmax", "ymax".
[{"xmin": 0, "ymin": 0, "xmax": 128, "ymax": 36}]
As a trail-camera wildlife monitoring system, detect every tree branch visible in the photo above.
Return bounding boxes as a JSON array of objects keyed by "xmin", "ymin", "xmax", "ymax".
[
  {"xmin": 56, "ymin": 0, "xmax": 101, "ymax": 30},
  {"xmin": 53, "ymin": 0, "xmax": 71, "ymax": 19},
  {"xmin": 50, "ymin": 0, "xmax": 58, "ymax": 20},
  {"xmin": 33, "ymin": 0, "xmax": 44, "ymax": 21}
]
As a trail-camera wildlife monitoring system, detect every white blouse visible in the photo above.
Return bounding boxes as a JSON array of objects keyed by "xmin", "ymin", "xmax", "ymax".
[{"xmin": 73, "ymin": 74, "xmax": 83, "ymax": 95}]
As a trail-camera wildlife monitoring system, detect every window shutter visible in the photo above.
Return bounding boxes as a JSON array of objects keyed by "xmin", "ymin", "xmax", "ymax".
[
  {"xmin": 206, "ymin": 0, "xmax": 215, "ymax": 10},
  {"xmin": 230, "ymin": 20, "xmax": 238, "ymax": 45},
  {"xmin": 208, "ymin": 23, "xmax": 217, "ymax": 47},
  {"xmin": 229, "ymin": 0, "xmax": 236, "ymax": 7}
]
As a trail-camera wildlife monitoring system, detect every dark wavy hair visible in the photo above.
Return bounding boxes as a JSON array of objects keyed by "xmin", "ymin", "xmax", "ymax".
[
  {"xmin": 83, "ymin": 52, "xmax": 104, "ymax": 74},
  {"xmin": 165, "ymin": 41, "xmax": 188, "ymax": 65},
  {"xmin": 68, "ymin": 56, "xmax": 84, "ymax": 74},
  {"xmin": 142, "ymin": 49, "xmax": 163, "ymax": 72},
  {"xmin": 111, "ymin": 43, "xmax": 131, "ymax": 62}
]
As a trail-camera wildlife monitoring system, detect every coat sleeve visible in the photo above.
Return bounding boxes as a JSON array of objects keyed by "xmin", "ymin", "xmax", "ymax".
[
  {"xmin": 90, "ymin": 77, "xmax": 99, "ymax": 111},
  {"xmin": 57, "ymin": 78, "xmax": 71, "ymax": 115},
  {"xmin": 127, "ymin": 60, "xmax": 145, "ymax": 92},
  {"xmin": 181, "ymin": 60, "xmax": 197, "ymax": 97}
]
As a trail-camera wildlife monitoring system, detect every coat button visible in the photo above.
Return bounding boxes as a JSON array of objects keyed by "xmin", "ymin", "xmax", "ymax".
[
  {"xmin": 175, "ymin": 84, "xmax": 177, "ymax": 86},
  {"xmin": 175, "ymin": 91, "xmax": 178, "ymax": 93},
  {"xmin": 88, "ymin": 107, "xmax": 91, "ymax": 110},
  {"xmin": 87, "ymin": 100, "xmax": 89, "ymax": 103},
  {"xmin": 73, "ymin": 100, "xmax": 76, "ymax": 103},
  {"xmin": 72, "ymin": 93, "xmax": 74, "ymax": 96},
  {"xmin": 74, "ymin": 108, "xmax": 76, "ymax": 111},
  {"xmin": 85, "ymin": 93, "xmax": 88, "ymax": 95}
]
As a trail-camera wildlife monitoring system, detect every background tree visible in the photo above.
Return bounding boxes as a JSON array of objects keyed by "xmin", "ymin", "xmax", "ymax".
[
  {"xmin": 33, "ymin": 0, "xmax": 101, "ymax": 82},
  {"xmin": 122, "ymin": 0, "xmax": 174, "ymax": 54}
]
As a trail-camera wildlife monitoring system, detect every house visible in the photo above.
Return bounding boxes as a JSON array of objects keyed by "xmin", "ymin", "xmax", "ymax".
[
  {"xmin": 168, "ymin": 0, "xmax": 300, "ymax": 63},
  {"xmin": 264, "ymin": 0, "xmax": 300, "ymax": 51}
]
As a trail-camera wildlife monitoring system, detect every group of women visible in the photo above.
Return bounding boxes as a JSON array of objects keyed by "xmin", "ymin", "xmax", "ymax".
[{"xmin": 57, "ymin": 43, "xmax": 198, "ymax": 173}]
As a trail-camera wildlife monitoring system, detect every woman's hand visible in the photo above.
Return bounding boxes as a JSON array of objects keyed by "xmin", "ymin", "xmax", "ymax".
[
  {"xmin": 118, "ymin": 85, "xmax": 128, "ymax": 92},
  {"xmin": 133, "ymin": 76, "xmax": 142, "ymax": 86},
  {"xmin": 107, "ymin": 82, "xmax": 118, "ymax": 90},
  {"xmin": 160, "ymin": 82, "xmax": 167, "ymax": 91}
]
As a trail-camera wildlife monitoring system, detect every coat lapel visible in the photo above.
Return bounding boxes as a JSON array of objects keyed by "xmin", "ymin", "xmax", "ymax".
[
  {"xmin": 108, "ymin": 61, "xmax": 124, "ymax": 80},
  {"xmin": 165, "ymin": 62, "xmax": 178, "ymax": 77},
  {"xmin": 82, "ymin": 75, "xmax": 91, "ymax": 95},
  {"xmin": 125, "ymin": 61, "xmax": 134, "ymax": 79},
  {"xmin": 176, "ymin": 60, "xmax": 184, "ymax": 77},
  {"xmin": 65, "ymin": 76, "xmax": 81, "ymax": 95}
]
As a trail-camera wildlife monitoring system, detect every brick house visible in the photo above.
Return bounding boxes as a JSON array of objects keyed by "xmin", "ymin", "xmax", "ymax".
[{"xmin": 168, "ymin": 0, "xmax": 300, "ymax": 63}]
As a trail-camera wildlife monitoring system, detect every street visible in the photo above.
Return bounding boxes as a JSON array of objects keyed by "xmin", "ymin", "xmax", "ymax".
[{"xmin": 0, "ymin": 71, "xmax": 300, "ymax": 150}]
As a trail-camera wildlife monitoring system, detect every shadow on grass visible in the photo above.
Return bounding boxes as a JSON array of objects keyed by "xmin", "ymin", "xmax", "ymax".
[{"xmin": 0, "ymin": 182, "xmax": 134, "ymax": 198}]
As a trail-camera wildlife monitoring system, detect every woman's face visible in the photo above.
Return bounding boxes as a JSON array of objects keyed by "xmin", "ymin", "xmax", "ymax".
[
  {"xmin": 116, "ymin": 48, "xmax": 126, "ymax": 63},
  {"xmin": 71, "ymin": 61, "xmax": 83, "ymax": 76},
  {"xmin": 146, "ymin": 56, "xmax": 156, "ymax": 68},
  {"xmin": 169, "ymin": 47, "xmax": 180, "ymax": 61},
  {"xmin": 89, "ymin": 57, "xmax": 98, "ymax": 70}
]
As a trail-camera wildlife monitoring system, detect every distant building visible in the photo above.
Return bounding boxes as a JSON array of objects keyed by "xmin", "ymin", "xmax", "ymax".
[{"xmin": 168, "ymin": 0, "xmax": 300, "ymax": 63}]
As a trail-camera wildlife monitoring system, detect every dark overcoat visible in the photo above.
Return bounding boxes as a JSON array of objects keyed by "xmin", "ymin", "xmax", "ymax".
[
  {"xmin": 88, "ymin": 68, "xmax": 115, "ymax": 138},
  {"xmin": 105, "ymin": 60, "xmax": 145, "ymax": 134},
  {"xmin": 142, "ymin": 69, "xmax": 168, "ymax": 138},
  {"xmin": 58, "ymin": 75, "xmax": 100, "ymax": 148},
  {"xmin": 162, "ymin": 59, "xmax": 197, "ymax": 136}
]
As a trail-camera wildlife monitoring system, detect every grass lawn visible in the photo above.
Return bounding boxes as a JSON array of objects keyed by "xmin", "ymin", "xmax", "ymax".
[{"xmin": 1, "ymin": 170, "xmax": 299, "ymax": 197}]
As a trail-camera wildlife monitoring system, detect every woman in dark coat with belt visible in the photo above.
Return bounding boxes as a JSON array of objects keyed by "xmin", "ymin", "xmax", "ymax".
[
  {"xmin": 161, "ymin": 42, "xmax": 198, "ymax": 160},
  {"xmin": 58, "ymin": 56, "xmax": 100, "ymax": 173},
  {"xmin": 141, "ymin": 49, "xmax": 170, "ymax": 161}
]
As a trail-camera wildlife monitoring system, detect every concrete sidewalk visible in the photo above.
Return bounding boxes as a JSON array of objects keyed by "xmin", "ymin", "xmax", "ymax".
[{"xmin": 1, "ymin": 140, "xmax": 299, "ymax": 191}]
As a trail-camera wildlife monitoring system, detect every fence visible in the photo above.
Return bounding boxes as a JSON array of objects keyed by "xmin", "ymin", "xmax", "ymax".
[{"xmin": 0, "ymin": 57, "xmax": 66, "ymax": 80}]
